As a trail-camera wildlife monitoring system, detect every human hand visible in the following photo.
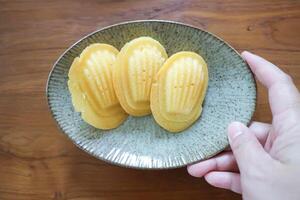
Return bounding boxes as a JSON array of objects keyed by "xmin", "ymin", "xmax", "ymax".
[{"xmin": 187, "ymin": 51, "xmax": 300, "ymax": 200}]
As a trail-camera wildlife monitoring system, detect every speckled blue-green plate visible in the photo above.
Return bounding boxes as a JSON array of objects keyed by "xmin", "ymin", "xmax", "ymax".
[{"xmin": 46, "ymin": 20, "xmax": 256, "ymax": 169}]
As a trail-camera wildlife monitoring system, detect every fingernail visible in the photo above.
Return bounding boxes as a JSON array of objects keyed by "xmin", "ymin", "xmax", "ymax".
[
  {"xmin": 229, "ymin": 131, "xmax": 243, "ymax": 143},
  {"xmin": 228, "ymin": 122, "xmax": 244, "ymax": 143}
]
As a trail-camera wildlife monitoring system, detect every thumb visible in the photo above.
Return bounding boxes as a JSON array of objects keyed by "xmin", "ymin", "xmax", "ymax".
[{"xmin": 228, "ymin": 122, "xmax": 271, "ymax": 171}]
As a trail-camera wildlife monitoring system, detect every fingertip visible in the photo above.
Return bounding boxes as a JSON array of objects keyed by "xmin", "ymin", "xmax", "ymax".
[
  {"xmin": 227, "ymin": 121, "xmax": 245, "ymax": 142},
  {"xmin": 187, "ymin": 164, "xmax": 200, "ymax": 177},
  {"xmin": 228, "ymin": 121, "xmax": 244, "ymax": 130},
  {"xmin": 241, "ymin": 50, "xmax": 252, "ymax": 58},
  {"xmin": 241, "ymin": 50, "xmax": 258, "ymax": 61},
  {"xmin": 204, "ymin": 172, "xmax": 218, "ymax": 185},
  {"xmin": 227, "ymin": 122, "xmax": 270, "ymax": 171},
  {"xmin": 240, "ymin": 51, "xmax": 260, "ymax": 72},
  {"xmin": 205, "ymin": 172, "xmax": 242, "ymax": 194},
  {"xmin": 204, "ymin": 172, "xmax": 229, "ymax": 189},
  {"xmin": 204, "ymin": 172, "xmax": 216, "ymax": 185},
  {"xmin": 240, "ymin": 51, "xmax": 290, "ymax": 90},
  {"xmin": 241, "ymin": 51, "xmax": 259, "ymax": 60},
  {"xmin": 187, "ymin": 160, "xmax": 213, "ymax": 177}
]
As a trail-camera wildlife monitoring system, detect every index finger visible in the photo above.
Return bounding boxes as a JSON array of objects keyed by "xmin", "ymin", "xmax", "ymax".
[{"xmin": 241, "ymin": 51, "xmax": 300, "ymax": 115}]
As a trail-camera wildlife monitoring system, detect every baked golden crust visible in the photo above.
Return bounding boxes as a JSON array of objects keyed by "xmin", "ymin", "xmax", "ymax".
[
  {"xmin": 113, "ymin": 37, "xmax": 168, "ymax": 116},
  {"xmin": 150, "ymin": 51, "xmax": 208, "ymax": 132},
  {"xmin": 68, "ymin": 44, "xmax": 128, "ymax": 129}
]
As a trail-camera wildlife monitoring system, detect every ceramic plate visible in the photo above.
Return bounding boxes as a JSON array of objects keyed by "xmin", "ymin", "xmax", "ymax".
[{"xmin": 46, "ymin": 20, "xmax": 256, "ymax": 169}]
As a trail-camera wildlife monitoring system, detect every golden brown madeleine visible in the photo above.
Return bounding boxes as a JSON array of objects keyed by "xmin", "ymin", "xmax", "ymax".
[
  {"xmin": 150, "ymin": 51, "xmax": 208, "ymax": 132},
  {"xmin": 68, "ymin": 44, "xmax": 128, "ymax": 129},
  {"xmin": 113, "ymin": 37, "xmax": 168, "ymax": 116}
]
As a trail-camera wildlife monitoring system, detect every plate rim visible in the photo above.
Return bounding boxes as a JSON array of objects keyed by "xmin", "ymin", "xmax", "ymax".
[{"xmin": 46, "ymin": 19, "xmax": 257, "ymax": 169}]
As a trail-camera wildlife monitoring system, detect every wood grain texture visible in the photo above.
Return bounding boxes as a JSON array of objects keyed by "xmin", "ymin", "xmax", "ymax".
[{"xmin": 0, "ymin": 0, "xmax": 299, "ymax": 199}]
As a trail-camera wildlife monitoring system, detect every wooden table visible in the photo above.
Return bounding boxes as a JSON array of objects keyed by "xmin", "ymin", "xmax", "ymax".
[{"xmin": 1, "ymin": 0, "xmax": 299, "ymax": 199}]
